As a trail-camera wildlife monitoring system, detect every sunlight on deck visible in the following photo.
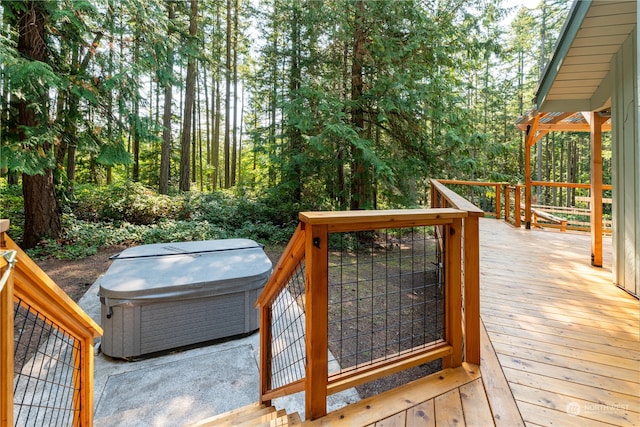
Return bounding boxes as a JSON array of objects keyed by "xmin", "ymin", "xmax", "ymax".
[
  {"xmin": 479, "ymin": 219, "xmax": 639, "ymax": 427},
  {"xmin": 285, "ymin": 219, "xmax": 639, "ymax": 427}
]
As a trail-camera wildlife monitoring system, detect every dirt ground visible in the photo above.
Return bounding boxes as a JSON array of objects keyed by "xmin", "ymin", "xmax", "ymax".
[{"xmin": 35, "ymin": 245, "xmax": 130, "ymax": 302}]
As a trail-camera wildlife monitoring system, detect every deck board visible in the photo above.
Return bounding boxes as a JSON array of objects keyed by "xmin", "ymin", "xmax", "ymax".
[
  {"xmin": 479, "ymin": 220, "xmax": 640, "ymax": 427},
  {"xmin": 459, "ymin": 379, "xmax": 495, "ymax": 426}
]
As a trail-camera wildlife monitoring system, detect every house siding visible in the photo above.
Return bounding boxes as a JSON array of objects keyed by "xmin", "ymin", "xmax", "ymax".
[{"xmin": 611, "ymin": 27, "xmax": 639, "ymax": 297}]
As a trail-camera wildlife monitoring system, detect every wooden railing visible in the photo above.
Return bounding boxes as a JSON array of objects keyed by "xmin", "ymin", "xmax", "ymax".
[
  {"xmin": 435, "ymin": 179, "xmax": 612, "ymax": 234},
  {"xmin": 430, "ymin": 179, "xmax": 484, "ymax": 365},
  {"xmin": 504, "ymin": 184, "xmax": 523, "ymax": 228},
  {"xmin": 529, "ymin": 181, "xmax": 612, "ymax": 233},
  {"xmin": 0, "ymin": 220, "xmax": 102, "ymax": 426},
  {"xmin": 437, "ymin": 179, "xmax": 502, "ymax": 219},
  {"xmin": 257, "ymin": 189, "xmax": 483, "ymax": 420}
]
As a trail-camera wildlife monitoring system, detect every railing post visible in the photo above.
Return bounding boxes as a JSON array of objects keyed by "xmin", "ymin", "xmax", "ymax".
[
  {"xmin": 259, "ymin": 304, "xmax": 273, "ymax": 406},
  {"xmin": 78, "ymin": 336, "xmax": 96, "ymax": 426},
  {"xmin": 430, "ymin": 183, "xmax": 437, "ymax": 208},
  {"xmin": 443, "ymin": 218, "xmax": 463, "ymax": 369},
  {"xmin": 495, "ymin": 184, "xmax": 502, "ymax": 220},
  {"xmin": 504, "ymin": 186, "xmax": 511, "ymax": 224},
  {"xmin": 1, "ymin": 222, "xmax": 14, "ymax": 427},
  {"xmin": 0, "ymin": 260, "xmax": 13, "ymax": 427},
  {"xmin": 304, "ymin": 223, "xmax": 329, "ymax": 420},
  {"xmin": 514, "ymin": 186, "xmax": 522, "ymax": 228},
  {"xmin": 463, "ymin": 215, "xmax": 480, "ymax": 365}
]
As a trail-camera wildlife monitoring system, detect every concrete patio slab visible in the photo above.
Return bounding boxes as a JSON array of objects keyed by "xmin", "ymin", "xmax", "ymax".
[{"xmin": 79, "ymin": 279, "xmax": 359, "ymax": 426}]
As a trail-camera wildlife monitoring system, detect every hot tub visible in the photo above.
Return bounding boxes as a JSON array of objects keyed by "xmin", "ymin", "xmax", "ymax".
[{"xmin": 97, "ymin": 239, "xmax": 272, "ymax": 359}]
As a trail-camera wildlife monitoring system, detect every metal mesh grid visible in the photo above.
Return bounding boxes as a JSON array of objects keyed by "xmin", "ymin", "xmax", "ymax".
[
  {"xmin": 269, "ymin": 258, "xmax": 307, "ymax": 389},
  {"xmin": 327, "ymin": 226, "xmax": 444, "ymax": 375},
  {"xmin": 13, "ymin": 299, "xmax": 81, "ymax": 427}
]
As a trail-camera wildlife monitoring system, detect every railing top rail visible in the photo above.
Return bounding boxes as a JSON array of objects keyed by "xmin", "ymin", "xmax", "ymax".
[
  {"xmin": 5, "ymin": 234, "xmax": 102, "ymax": 339},
  {"xmin": 530, "ymin": 181, "xmax": 613, "ymax": 190},
  {"xmin": 255, "ymin": 223, "xmax": 305, "ymax": 307},
  {"xmin": 299, "ymin": 208, "xmax": 466, "ymax": 229},
  {"xmin": 430, "ymin": 180, "xmax": 485, "ymax": 217},
  {"xmin": 437, "ymin": 179, "xmax": 507, "ymax": 187}
]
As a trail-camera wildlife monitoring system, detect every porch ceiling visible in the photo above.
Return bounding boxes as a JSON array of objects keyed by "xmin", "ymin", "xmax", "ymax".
[
  {"xmin": 533, "ymin": 0, "xmax": 637, "ymax": 112},
  {"xmin": 515, "ymin": 110, "xmax": 611, "ymax": 136}
]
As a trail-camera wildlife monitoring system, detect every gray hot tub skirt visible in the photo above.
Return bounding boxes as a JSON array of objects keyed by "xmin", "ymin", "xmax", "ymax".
[{"xmin": 96, "ymin": 239, "xmax": 272, "ymax": 358}]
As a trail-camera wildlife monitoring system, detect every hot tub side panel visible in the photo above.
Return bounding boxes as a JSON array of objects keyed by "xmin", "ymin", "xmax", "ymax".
[{"xmin": 100, "ymin": 288, "xmax": 261, "ymax": 359}]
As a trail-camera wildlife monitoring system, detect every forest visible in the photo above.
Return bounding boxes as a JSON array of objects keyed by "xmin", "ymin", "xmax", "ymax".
[{"xmin": 0, "ymin": 0, "xmax": 611, "ymax": 255}]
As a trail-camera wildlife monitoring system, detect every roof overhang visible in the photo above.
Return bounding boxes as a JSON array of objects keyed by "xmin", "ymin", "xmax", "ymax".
[
  {"xmin": 533, "ymin": 0, "xmax": 637, "ymax": 112},
  {"xmin": 515, "ymin": 110, "xmax": 611, "ymax": 146}
]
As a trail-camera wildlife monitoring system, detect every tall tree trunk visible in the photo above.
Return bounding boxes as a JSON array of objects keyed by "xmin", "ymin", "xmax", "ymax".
[
  {"xmin": 202, "ymin": 58, "xmax": 211, "ymax": 190},
  {"xmin": 287, "ymin": 1, "xmax": 302, "ymax": 201},
  {"xmin": 213, "ymin": 78, "xmax": 221, "ymax": 190},
  {"xmin": 192, "ymin": 97, "xmax": 197, "ymax": 183},
  {"xmin": 197, "ymin": 73, "xmax": 204, "ymax": 191},
  {"xmin": 132, "ymin": 33, "xmax": 140, "ymax": 182},
  {"xmin": 230, "ymin": 0, "xmax": 239, "ymax": 186},
  {"xmin": 518, "ymin": 49, "xmax": 524, "ymax": 175},
  {"xmin": 238, "ymin": 82, "xmax": 244, "ymax": 187},
  {"xmin": 268, "ymin": 11, "xmax": 278, "ymax": 187},
  {"xmin": 223, "ymin": 0, "xmax": 232, "ymax": 188},
  {"xmin": 159, "ymin": 1, "xmax": 174, "ymax": 194},
  {"xmin": 211, "ymin": 0, "xmax": 222, "ymax": 190},
  {"xmin": 16, "ymin": 2, "xmax": 61, "ymax": 248},
  {"xmin": 337, "ymin": 40, "xmax": 349, "ymax": 210},
  {"xmin": 179, "ymin": 0, "xmax": 198, "ymax": 191},
  {"xmin": 350, "ymin": 0, "xmax": 369, "ymax": 210}
]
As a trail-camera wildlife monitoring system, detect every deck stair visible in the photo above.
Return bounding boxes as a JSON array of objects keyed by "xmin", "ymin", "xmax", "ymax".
[
  {"xmin": 189, "ymin": 362, "xmax": 510, "ymax": 427},
  {"xmin": 187, "ymin": 402, "xmax": 302, "ymax": 427}
]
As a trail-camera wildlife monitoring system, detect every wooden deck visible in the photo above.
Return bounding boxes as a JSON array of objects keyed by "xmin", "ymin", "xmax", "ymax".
[
  {"xmin": 303, "ymin": 363, "xmax": 498, "ymax": 427},
  {"xmin": 480, "ymin": 219, "xmax": 639, "ymax": 427},
  {"xmin": 300, "ymin": 219, "xmax": 639, "ymax": 426}
]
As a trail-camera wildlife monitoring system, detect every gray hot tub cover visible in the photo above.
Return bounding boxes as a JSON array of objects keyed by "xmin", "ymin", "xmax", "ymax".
[{"xmin": 97, "ymin": 239, "xmax": 272, "ymax": 307}]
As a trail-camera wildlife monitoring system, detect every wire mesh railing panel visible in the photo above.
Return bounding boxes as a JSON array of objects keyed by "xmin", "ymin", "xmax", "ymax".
[
  {"xmin": 269, "ymin": 258, "xmax": 307, "ymax": 390},
  {"xmin": 327, "ymin": 226, "xmax": 444, "ymax": 376},
  {"xmin": 13, "ymin": 299, "xmax": 81, "ymax": 427}
]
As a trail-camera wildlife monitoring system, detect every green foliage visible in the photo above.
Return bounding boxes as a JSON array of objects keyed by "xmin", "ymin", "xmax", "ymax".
[
  {"xmin": 1, "ymin": 182, "xmax": 298, "ymax": 260},
  {"xmin": 0, "ymin": 184, "xmax": 25, "ymax": 240},
  {"xmin": 73, "ymin": 182, "xmax": 185, "ymax": 224}
]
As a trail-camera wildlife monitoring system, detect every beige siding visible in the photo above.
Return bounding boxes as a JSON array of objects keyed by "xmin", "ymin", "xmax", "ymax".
[{"xmin": 611, "ymin": 27, "xmax": 639, "ymax": 297}]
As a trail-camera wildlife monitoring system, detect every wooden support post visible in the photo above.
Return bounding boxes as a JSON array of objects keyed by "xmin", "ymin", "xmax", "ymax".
[
  {"xmin": 495, "ymin": 184, "xmax": 502, "ymax": 220},
  {"xmin": 463, "ymin": 215, "xmax": 480, "ymax": 365},
  {"xmin": 443, "ymin": 219, "xmax": 463, "ymax": 369},
  {"xmin": 590, "ymin": 112, "xmax": 603, "ymax": 267},
  {"xmin": 305, "ymin": 223, "xmax": 329, "ymax": 420},
  {"xmin": 524, "ymin": 115, "xmax": 540, "ymax": 230},
  {"xmin": 525, "ymin": 148, "xmax": 532, "ymax": 230}
]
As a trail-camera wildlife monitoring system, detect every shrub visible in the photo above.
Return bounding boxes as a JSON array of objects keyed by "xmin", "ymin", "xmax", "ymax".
[
  {"xmin": 0, "ymin": 184, "xmax": 25, "ymax": 241},
  {"xmin": 18, "ymin": 183, "xmax": 300, "ymax": 260},
  {"xmin": 74, "ymin": 182, "xmax": 185, "ymax": 224}
]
